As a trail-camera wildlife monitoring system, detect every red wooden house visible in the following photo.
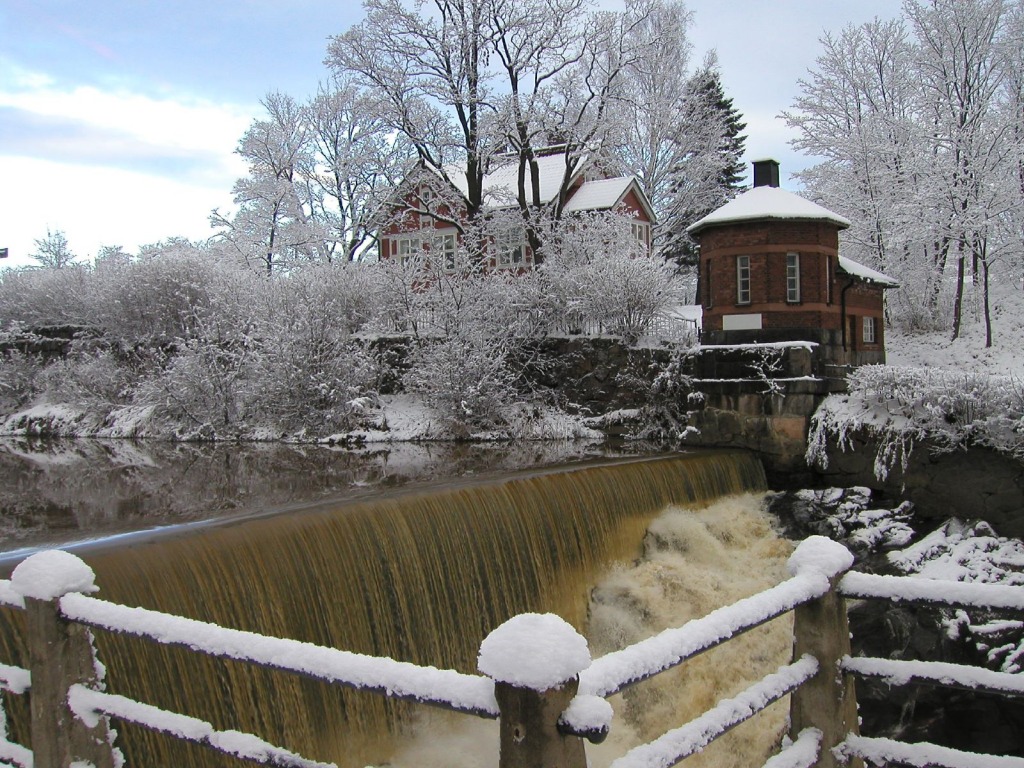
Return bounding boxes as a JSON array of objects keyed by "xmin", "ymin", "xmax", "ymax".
[
  {"xmin": 687, "ymin": 159, "xmax": 898, "ymax": 366},
  {"xmin": 377, "ymin": 150, "xmax": 657, "ymax": 271}
]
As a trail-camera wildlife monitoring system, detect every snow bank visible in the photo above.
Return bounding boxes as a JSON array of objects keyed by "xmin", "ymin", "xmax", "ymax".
[
  {"xmin": 477, "ymin": 613, "xmax": 590, "ymax": 692},
  {"xmin": 807, "ymin": 366, "xmax": 1024, "ymax": 480}
]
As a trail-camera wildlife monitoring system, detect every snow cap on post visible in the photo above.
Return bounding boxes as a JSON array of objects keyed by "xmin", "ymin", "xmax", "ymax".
[
  {"xmin": 11, "ymin": 550, "xmax": 98, "ymax": 600},
  {"xmin": 478, "ymin": 613, "xmax": 591, "ymax": 692},
  {"xmin": 786, "ymin": 536, "xmax": 854, "ymax": 580}
]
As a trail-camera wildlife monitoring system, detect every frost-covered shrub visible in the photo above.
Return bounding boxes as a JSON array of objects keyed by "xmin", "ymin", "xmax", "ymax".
[
  {"xmin": 36, "ymin": 344, "xmax": 133, "ymax": 407},
  {"xmin": 0, "ymin": 265, "xmax": 95, "ymax": 327},
  {"xmin": 135, "ymin": 337, "xmax": 257, "ymax": 434},
  {"xmin": 807, "ymin": 365, "xmax": 1024, "ymax": 480},
  {"xmin": 0, "ymin": 349, "xmax": 45, "ymax": 411},
  {"xmin": 403, "ymin": 331, "xmax": 518, "ymax": 436},
  {"xmin": 540, "ymin": 213, "xmax": 685, "ymax": 342},
  {"xmin": 243, "ymin": 263, "xmax": 382, "ymax": 433},
  {"xmin": 89, "ymin": 242, "xmax": 233, "ymax": 343}
]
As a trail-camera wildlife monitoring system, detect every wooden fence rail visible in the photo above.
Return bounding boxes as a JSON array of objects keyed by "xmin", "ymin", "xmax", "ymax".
[{"xmin": 0, "ymin": 537, "xmax": 1022, "ymax": 768}]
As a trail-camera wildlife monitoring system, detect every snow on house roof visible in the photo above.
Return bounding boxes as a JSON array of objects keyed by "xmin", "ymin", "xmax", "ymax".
[
  {"xmin": 483, "ymin": 153, "xmax": 578, "ymax": 206},
  {"xmin": 838, "ymin": 255, "xmax": 900, "ymax": 288},
  {"xmin": 562, "ymin": 177, "xmax": 636, "ymax": 213},
  {"xmin": 686, "ymin": 186, "xmax": 851, "ymax": 234},
  {"xmin": 442, "ymin": 153, "xmax": 583, "ymax": 206},
  {"xmin": 438, "ymin": 153, "xmax": 655, "ymax": 220}
]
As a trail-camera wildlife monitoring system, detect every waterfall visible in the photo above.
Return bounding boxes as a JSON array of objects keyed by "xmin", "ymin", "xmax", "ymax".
[{"xmin": 0, "ymin": 450, "xmax": 767, "ymax": 767}]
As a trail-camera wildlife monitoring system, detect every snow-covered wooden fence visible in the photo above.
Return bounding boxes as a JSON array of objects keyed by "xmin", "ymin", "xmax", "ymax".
[{"xmin": 1, "ymin": 538, "xmax": 1022, "ymax": 768}]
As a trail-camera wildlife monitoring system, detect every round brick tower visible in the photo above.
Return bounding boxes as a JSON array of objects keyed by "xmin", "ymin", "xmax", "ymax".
[{"xmin": 688, "ymin": 159, "xmax": 895, "ymax": 366}]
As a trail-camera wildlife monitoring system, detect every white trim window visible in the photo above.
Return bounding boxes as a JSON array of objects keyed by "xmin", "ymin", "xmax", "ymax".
[
  {"xmin": 436, "ymin": 232, "xmax": 458, "ymax": 271},
  {"xmin": 496, "ymin": 227, "xmax": 527, "ymax": 268},
  {"xmin": 395, "ymin": 236, "xmax": 422, "ymax": 266},
  {"xmin": 631, "ymin": 221, "xmax": 652, "ymax": 250},
  {"xmin": 863, "ymin": 316, "xmax": 877, "ymax": 344},
  {"xmin": 736, "ymin": 255, "xmax": 751, "ymax": 304},
  {"xmin": 786, "ymin": 252, "xmax": 801, "ymax": 302}
]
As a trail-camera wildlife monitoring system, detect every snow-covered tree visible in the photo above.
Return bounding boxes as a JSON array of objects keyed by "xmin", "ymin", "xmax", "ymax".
[
  {"xmin": 212, "ymin": 92, "xmax": 325, "ymax": 274},
  {"xmin": 539, "ymin": 211, "xmax": 686, "ymax": 341},
  {"xmin": 659, "ymin": 53, "xmax": 746, "ymax": 268},
  {"xmin": 29, "ymin": 228, "xmax": 78, "ymax": 270},
  {"xmin": 785, "ymin": 0, "xmax": 1024, "ymax": 345},
  {"xmin": 328, "ymin": 0, "xmax": 665, "ymax": 261}
]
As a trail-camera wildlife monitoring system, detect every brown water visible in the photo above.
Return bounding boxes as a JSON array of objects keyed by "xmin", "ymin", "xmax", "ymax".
[
  {"xmin": 0, "ymin": 437, "xmax": 658, "ymax": 559},
  {"xmin": 0, "ymin": 449, "xmax": 767, "ymax": 767}
]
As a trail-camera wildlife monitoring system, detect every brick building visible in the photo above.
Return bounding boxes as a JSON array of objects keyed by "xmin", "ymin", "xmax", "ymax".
[{"xmin": 687, "ymin": 159, "xmax": 898, "ymax": 366}]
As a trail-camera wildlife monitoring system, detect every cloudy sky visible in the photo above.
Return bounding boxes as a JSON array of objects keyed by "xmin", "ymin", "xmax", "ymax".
[{"xmin": 0, "ymin": 0, "xmax": 900, "ymax": 268}]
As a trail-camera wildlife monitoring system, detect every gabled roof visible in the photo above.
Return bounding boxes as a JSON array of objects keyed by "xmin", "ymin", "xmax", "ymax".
[
  {"xmin": 687, "ymin": 186, "xmax": 851, "ymax": 235},
  {"xmin": 442, "ymin": 153, "xmax": 584, "ymax": 207},
  {"xmin": 563, "ymin": 176, "xmax": 656, "ymax": 223},
  {"xmin": 434, "ymin": 153, "xmax": 655, "ymax": 221},
  {"xmin": 838, "ymin": 255, "xmax": 899, "ymax": 288}
]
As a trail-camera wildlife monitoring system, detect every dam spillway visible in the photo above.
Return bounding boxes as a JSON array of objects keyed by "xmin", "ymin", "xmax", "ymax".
[{"xmin": 0, "ymin": 450, "xmax": 767, "ymax": 767}]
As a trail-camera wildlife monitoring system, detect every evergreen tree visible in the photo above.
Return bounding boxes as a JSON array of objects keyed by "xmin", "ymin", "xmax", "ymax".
[{"xmin": 661, "ymin": 54, "xmax": 747, "ymax": 271}]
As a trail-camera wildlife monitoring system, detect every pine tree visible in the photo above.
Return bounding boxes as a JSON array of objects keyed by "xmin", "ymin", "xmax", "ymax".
[{"xmin": 661, "ymin": 54, "xmax": 747, "ymax": 271}]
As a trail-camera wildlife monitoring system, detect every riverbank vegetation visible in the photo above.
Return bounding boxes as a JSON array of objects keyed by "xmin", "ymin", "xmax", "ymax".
[
  {"xmin": 0, "ymin": 229, "xmax": 687, "ymax": 441},
  {"xmin": 808, "ymin": 364, "xmax": 1024, "ymax": 482}
]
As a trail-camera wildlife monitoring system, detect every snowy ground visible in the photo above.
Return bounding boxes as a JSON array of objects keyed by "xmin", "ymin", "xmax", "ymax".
[{"xmin": 886, "ymin": 286, "xmax": 1024, "ymax": 377}]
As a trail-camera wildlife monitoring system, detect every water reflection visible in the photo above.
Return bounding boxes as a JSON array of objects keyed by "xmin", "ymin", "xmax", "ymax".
[{"xmin": 0, "ymin": 438, "xmax": 664, "ymax": 556}]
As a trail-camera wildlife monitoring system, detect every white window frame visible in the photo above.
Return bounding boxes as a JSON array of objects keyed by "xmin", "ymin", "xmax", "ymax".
[
  {"xmin": 631, "ymin": 221, "xmax": 652, "ymax": 250},
  {"xmin": 786, "ymin": 252, "xmax": 801, "ymax": 303},
  {"xmin": 496, "ymin": 228, "xmax": 527, "ymax": 268},
  {"xmin": 863, "ymin": 315, "xmax": 876, "ymax": 344},
  {"xmin": 435, "ymin": 231, "xmax": 458, "ymax": 272},
  {"xmin": 736, "ymin": 255, "xmax": 751, "ymax": 304},
  {"xmin": 395, "ymin": 236, "xmax": 422, "ymax": 266}
]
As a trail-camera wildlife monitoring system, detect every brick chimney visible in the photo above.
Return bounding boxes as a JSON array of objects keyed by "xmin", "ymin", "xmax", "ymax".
[{"xmin": 752, "ymin": 159, "xmax": 780, "ymax": 188}]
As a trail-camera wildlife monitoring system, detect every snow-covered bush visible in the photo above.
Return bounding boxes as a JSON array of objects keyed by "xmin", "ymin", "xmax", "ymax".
[
  {"xmin": 808, "ymin": 365, "xmax": 1024, "ymax": 480},
  {"xmin": 0, "ymin": 265, "xmax": 95, "ymax": 327},
  {"xmin": 250, "ymin": 264, "xmax": 379, "ymax": 432},
  {"xmin": 403, "ymin": 330, "xmax": 519, "ymax": 436},
  {"xmin": 540, "ymin": 212, "xmax": 685, "ymax": 342},
  {"xmin": 89, "ymin": 241, "xmax": 227, "ymax": 343},
  {"xmin": 0, "ymin": 349, "xmax": 45, "ymax": 411},
  {"xmin": 36, "ymin": 344, "xmax": 134, "ymax": 408}
]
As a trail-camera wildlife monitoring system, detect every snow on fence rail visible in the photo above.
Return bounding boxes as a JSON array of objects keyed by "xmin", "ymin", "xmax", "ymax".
[{"xmin": 0, "ymin": 538, "xmax": 1022, "ymax": 768}]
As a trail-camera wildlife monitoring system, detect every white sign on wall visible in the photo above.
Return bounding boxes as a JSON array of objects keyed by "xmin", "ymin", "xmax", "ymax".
[{"xmin": 722, "ymin": 313, "xmax": 763, "ymax": 331}]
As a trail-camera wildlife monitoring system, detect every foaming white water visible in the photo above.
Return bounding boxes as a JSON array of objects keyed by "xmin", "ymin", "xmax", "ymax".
[{"xmin": 387, "ymin": 493, "xmax": 794, "ymax": 768}]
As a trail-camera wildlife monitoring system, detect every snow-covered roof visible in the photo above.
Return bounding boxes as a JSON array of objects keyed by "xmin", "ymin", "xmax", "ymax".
[
  {"xmin": 687, "ymin": 186, "xmax": 851, "ymax": 234},
  {"xmin": 838, "ymin": 255, "xmax": 899, "ymax": 288},
  {"xmin": 442, "ymin": 153, "xmax": 583, "ymax": 207},
  {"xmin": 562, "ymin": 177, "xmax": 635, "ymax": 212},
  {"xmin": 437, "ymin": 154, "xmax": 654, "ymax": 220}
]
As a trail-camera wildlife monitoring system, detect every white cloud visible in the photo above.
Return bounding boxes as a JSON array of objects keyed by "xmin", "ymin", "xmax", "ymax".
[
  {"xmin": 0, "ymin": 63, "xmax": 256, "ymax": 265},
  {"xmin": 0, "ymin": 156, "xmax": 236, "ymax": 266},
  {"xmin": 0, "ymin": 62, "xmax": 256, "ymax": 163}
]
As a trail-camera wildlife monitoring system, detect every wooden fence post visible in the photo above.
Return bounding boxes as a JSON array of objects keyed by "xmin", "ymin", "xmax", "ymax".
[
  {"xmin": 478, "ymin": 613, "xmax": 593, "ymax": 768},
  {"xmin": 12, "ymin": 551, "xmax": 118, "ymax": 768},
  {"xmin": 787, "ymin": 537, "xmax": 861, "ymax": 768}
]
